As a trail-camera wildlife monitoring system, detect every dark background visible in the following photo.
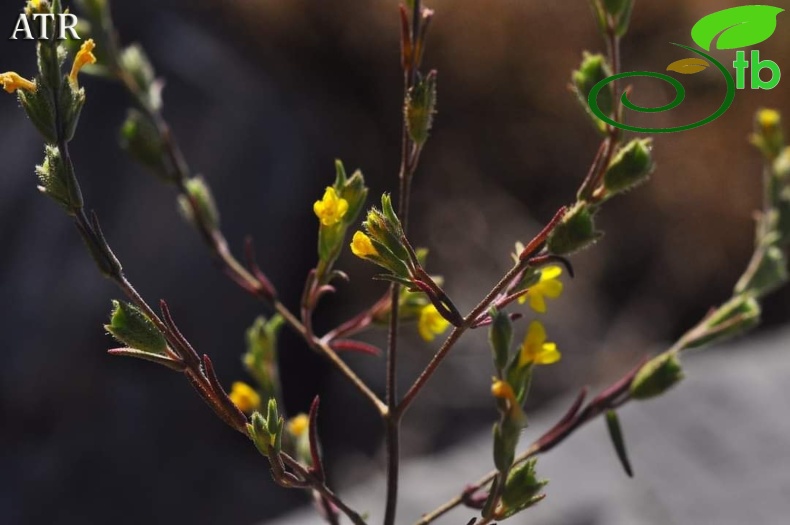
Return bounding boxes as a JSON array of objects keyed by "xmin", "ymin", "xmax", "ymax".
[{"xmin": 1, "ymin": 1, "xmax": 789, "ymax": 523}]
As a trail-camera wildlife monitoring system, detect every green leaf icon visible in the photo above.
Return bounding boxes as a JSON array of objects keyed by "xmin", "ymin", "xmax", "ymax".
[{"xmin": 691, "ymin": 5, "xmax": 784, "ymax": 51}]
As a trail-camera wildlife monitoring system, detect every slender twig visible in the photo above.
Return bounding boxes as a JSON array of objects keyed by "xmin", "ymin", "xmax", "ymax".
[
  {"xmin": 106, "ymin": 45, "xmax": 389, "ymax": 416},
  {"xmin": 383, "ymin": 2, "xmax": 426, "ymax": 523},
  {"xmin": 397, "ymin": 207, "xmax": 567, "ymax": 416}
]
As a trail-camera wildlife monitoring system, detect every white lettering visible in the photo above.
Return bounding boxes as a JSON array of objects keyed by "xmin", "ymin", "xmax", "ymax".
[
  {"xmin": 58, "ymin": 14, "xmax": 80, "ymax": 40},
  {"xmin": 32, "ymin": 13, "xmax": 55, "ymax": 40},
  {"xmin": 10, "ymin": 14, "xmax": 33, "ymax": 40}
]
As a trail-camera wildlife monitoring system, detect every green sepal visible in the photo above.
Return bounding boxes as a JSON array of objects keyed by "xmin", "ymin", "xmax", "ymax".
[
  {"xmin": 683, "ymin": 296, "xmax": 761, "ymax": 350},
  {"xmin": 603, "ymin": 139, "xmax": 654, "ymax": 196},
  {"xmin": 316, "ymin": 161, "xmax": 368, "ymax": 281},
  {"xmin": 36, "ymin": 145, "xmax": 83, "ymax": 213},
  {"xmin": 249, "ymin": 411, "xmax": 275, "ymax": 456},
  {"xmin": 18, "ymin": 85, "xmax": 58, "ymax": 143},
  {"xmin": 405, "ymin": 70, "xmax": 437, "ymax": 146},
  {"xmin": 630, "ymin": 352, "xmax": 684, "ymax": 400},
  {"xmin": 36, "ymin": 36, "xmax": 65, "ymax": 91},
  {"xmin": 500, "ymin": 458, "xmax": 549, "ymax": 510},
  {"xmin": 120, "ymin": 109, "xmax": 171, "ymax": 180},
  {"xmin": 242, "ymin": 315, "xmax": 284, "ymax": 405},
  {"xmin": 105, "ymin": 300, "xmax": 168, "ymax": 356},
  {"xmin": 59, "ymin": 79, "xmax": 87, "ymax": 142},
  {"xmin": 489, "ymin": 308, "xmax": 513, "ymax": 373},
  {"xmin": 572, "ymin": 52, "xmax": 613, "ymax": 132},
  {"xmin": 178, "ymin": 176, "xmax": 219, "ymax": 229},
  {"xmin": 119, "ymin": 44, "xmax": 160, "ymax": 110},
  {"xmin": 547, "ymin": 202, "xmax": 602, "ymax": 255},
  {"xmin": 493, "ymin": 423, "xmax": 515, "ymax": 473}
]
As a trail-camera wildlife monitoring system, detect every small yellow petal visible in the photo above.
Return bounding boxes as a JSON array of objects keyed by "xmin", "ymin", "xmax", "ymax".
[
  {"xmin": 525, "ymin": 321, "xmax": 546, "ymax": 347},
  {"xmin": 228, "ymin": 382, "xmax": 261, "ymax": 414},
  {"xmin": 528, "ymin": 292, "xmax": 547, "ymax": 313},
  {"xmin": 69, "ymin": 39, "xmax": 97, "ymax": 86},
  {"xmin": 535, "ymin": 342, "xmax": 561, "ymax": 365},
  {"xmin": 417, "ymin": 304, "xmax": 450, "ymax": 342},
  {"xmin": 287, "ymin": 413, "xmax": 310, "ymax": 438},
  {"xmin": 540, "ymin": 279, "xmax": 564, "ymax": 299},
  {"xmin": 0, "ymin": 72, "xmax": 36, "ymax": 93},
  {"xmin": 314, "ymin": 187, "xmax": 349, "ymax": 226},
  {"xmin": 350, "ymin": 231, "xmax": 378, "ymax": 258},
  {"xmin": 539, "ymin": 265, "xmax": 562, "ymax": 281}
]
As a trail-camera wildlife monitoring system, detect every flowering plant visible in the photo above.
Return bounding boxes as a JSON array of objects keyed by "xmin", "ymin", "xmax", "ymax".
[{"xmin": 3, "ymin": 1, "xmax": 789, "ymax": 523}]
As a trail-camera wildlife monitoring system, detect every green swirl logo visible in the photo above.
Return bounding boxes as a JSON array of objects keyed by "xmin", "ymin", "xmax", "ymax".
[{"xmin": 588, "ymin": 5, "xmax": 784, "ymax": 134}]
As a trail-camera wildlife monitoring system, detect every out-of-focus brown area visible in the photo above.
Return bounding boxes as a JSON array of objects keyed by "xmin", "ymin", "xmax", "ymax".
[{"xmin": 1, "ymin": 0, "xmax": 788, "ymax": 523}]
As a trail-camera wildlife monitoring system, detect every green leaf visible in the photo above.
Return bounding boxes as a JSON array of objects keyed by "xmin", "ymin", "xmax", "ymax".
[
  {"xmin": 691, "ymin": 5, "xmax": 784, "ymax": 51},
  {"xmin": 105, "ymin": 300, "xmax": 167, "ymax": 356},
  {"xmin": 605, "ymin": 410, "xmax": 633, "ymax": 477}
]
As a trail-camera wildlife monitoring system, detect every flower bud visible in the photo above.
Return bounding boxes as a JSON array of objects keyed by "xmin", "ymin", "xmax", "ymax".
[
  {"xmin": 36, "ymin": 145, "xmax": 83, "ymax": 212},
  {"xmin": 546, "ymin": 202, "xmax": 602, "ymax": 255},
  {"xmin": 249, "ymin": 411, "xmax": 276, "ymax": 456},
  {"xmin": 405, "ymin": 70, "xmax": 437, "ymax": 146},
  {"xmin": 684, "ymin": 296, "xmax": 761, "ymax": 350},
  {"xmin": 573, "ymin": 52, "xmax": 613, "ymax": 124},
  {"xmin": 500, "ymin": 458, "xmax": 548, "ymax": 510},
  {"xmin": 243, "ymin": 315, "xmax": 283, "ymax": 404},
  {"xmin": 179, "ymin": 176, "xmax": 219, "ymax": 230},
  {"xmin": 18, "ymin": 86, "xmax": 57, "ymax": 143},
  {"xmin": 751, "ymin": 108, "xmax": 784, "ymax": 160},
  {"xmin": 119, "ymin": 44, "xmax": 160, "ymax": 110},
  {"xmin": 603, "ymin": 139, "xmax": 654, "ymax": 195},
  {"xmin": 630, "ymin": 352, "xmax": 684, "ymax": 400},
  {"xmin": 354, "ymin": 194, "xmax": 412, "ymax": 280},
  {"xmin": 104, "ymin": 300, "xmax": 168, "ymax": 356},
  {"xmin": 120, "ymin": 109, "xmax": 171, "ymax": 180}
]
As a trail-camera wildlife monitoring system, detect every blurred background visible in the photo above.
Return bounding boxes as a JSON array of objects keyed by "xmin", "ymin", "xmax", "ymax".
[{"xmin": 1, "ymin": 0, "xmax": 788, "ymax": 524}]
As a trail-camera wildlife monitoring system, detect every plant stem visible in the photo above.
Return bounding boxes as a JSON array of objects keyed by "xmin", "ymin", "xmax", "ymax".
[
  {"xmin": 384, "ymin": 2, "xmax": 424, "ymax": 523},
  {"xmin": 281, "ymin": 453, "xmax": 370, "ymax": 525},
  {"xmin": 273, "ymin": 301, "xmax": 388, "ymax": 416},
  {"xmin": 108, "ymin": 54, "xmax": 390, "ymax": 416}
]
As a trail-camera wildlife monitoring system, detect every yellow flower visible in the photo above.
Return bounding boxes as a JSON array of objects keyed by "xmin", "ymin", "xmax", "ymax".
[
  {"xmin": 757, "ymin": 108, "xmax": 781, "ymax": 130},
  {"xmin": 229, "ymin": 381, "xmax": 261, "ymax": 414},
  {"xmin": 69, "ymin": 39, "xmax": 97, "ymax": 87},
  {"xmin": 350, "ymin": 231, "xmax": 378, "ymax": 258},
  {"xmin": 0, "ymin": 72, "xmax": 36, "ymax": 93},
  {"xmin": 519, "ymin": 265, "xmax": 563, "ymax": 313},
  {"xmin": 287, "ymin": 413, "xmax": 310, "ymax": 438},
  {"xmin": 519, "ymin": 321, "xmax": 561, "ymax": 366},
  {"xmin": 417, "ymin": 303, "xmax": 450, "ymax": 342},
  {"xmin": 313, "ymin": 187, "xmax": 349, "ymax": 226}
]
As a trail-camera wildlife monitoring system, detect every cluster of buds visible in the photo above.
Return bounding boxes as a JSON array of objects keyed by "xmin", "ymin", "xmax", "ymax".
[
  {"xmin": 1, "ymin": 1, "xmax": 98, "ymax": 214},
  {"xmin": 480, "ymin": 310, "xmax": 550, "ymax": 520},
  {"xmin": 351, "ymin": 194, "xmax": 463, "ymax": 328}
]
